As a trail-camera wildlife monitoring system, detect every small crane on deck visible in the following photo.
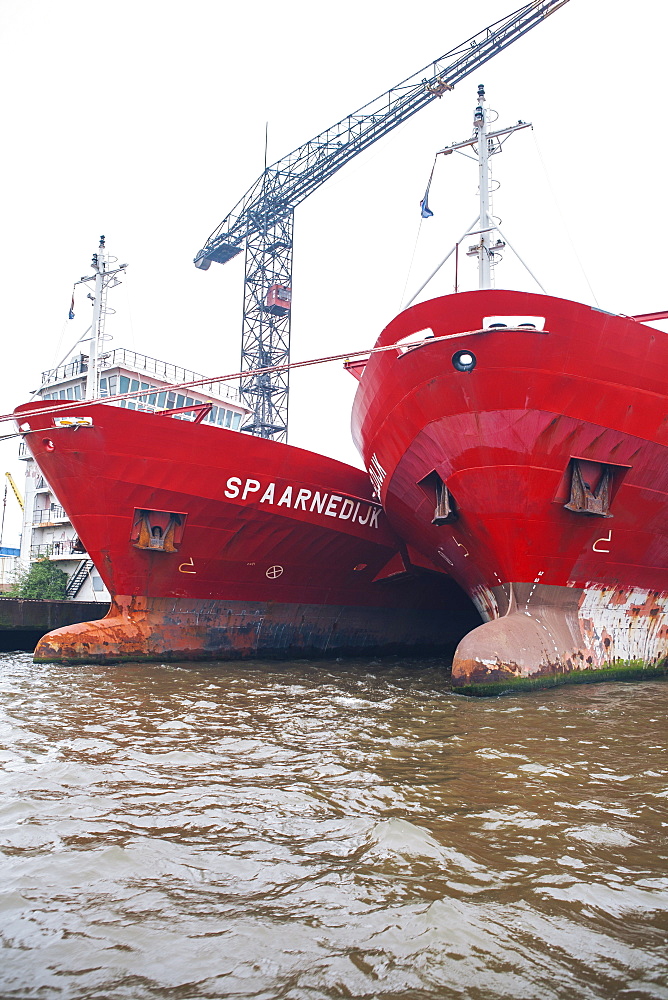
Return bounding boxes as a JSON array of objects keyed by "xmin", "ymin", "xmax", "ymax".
[{"xmin": 194, "ymin": 0, "xmax": 570, "ymax": 443}]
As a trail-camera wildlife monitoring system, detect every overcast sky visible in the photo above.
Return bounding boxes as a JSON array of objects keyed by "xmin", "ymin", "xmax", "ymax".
[{"xmin": 0, "ymin": 0, "xmax": 665, "ymax": 546}]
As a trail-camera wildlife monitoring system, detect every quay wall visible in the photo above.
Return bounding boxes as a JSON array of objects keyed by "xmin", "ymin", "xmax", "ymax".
[{"xmin": 0, "ymin": 599, "xmax": 110, "ymax": 651}]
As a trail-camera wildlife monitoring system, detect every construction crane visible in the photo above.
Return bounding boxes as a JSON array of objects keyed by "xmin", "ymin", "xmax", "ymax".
[
  {"xmin": 5, "ymin": 472, "xmax": 24, "ymax": 511},
  {"xmin": 1, "ymin": 472, "xmax": 24, "ymax": 549},
  {"xmin": 194, "ymin": 0, "xmax": 570, "ymax": 442}
]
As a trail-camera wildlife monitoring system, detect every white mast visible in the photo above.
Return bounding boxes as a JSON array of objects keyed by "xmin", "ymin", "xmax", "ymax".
[
  {"xmin": 80, "ymin": 236, "xmax": 127, "ymax": 400},
  {"xmin": 405, "ymin": 89, "xmax": 544, "ymax": 307},
  {"xmin": 474, "ymin": 84, "xmax": 492, "ymax": 290},
  {"xmin": 86, "ymin": 235, "xmax": 106, "ymax": 400}
]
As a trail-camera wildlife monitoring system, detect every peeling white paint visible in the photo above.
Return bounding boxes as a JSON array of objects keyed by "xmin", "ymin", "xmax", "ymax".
[{"xmin": 577, "ymin": 584, "xmax": 668, "ymax": 664}]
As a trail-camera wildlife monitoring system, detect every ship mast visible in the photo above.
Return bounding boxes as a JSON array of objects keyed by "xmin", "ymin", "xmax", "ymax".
[
  {"xmin": 86, "ymin": 236, "xmax": 106, "ymax": 400},
  {"xmin": 405, "ymin": 88, "xmax": 538, "ymax": 305},
  {"xmin": 474, "ymin": 85, "xmax": 493, "ymax": 290},
  {"xmin": 80, "ymin": 237, "xmax": 127, "ymax": 400}
]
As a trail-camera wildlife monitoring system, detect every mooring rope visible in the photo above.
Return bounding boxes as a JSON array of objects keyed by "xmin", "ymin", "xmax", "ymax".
[{"xmin": 0, "ymin": 332, "xmax": 445, "ymax": 427}]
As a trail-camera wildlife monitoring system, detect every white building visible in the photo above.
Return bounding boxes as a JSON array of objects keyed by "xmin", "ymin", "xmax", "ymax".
[
  {"xmin": 19, "ymin": 347, "xmax": 248, "ymax": 601},
  {"xmin": 0, "ymin": 547, "xmax": 21, "ymax": 593}
]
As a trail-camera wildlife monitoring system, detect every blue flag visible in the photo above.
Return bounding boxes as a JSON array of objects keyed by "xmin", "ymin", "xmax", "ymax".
[
  {"xmin": 420, "ymin": 190, "xmax": 433, "ymax": 219},
  {"xmin": 68, "ymin": 291, "xmax": 75, "ymax": 320},
  {"xmin": 420, "ymin": 161, "xmax": 436, "ymax": 218}
]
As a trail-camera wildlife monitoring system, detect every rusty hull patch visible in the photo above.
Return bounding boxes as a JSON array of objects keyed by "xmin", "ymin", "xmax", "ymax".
[
  {"xmin": 33, "ymin": 593, "xmax": 477, "ymax": 664},
  {"xmin": 452, "ymin": 582, "xmax": 668, "ymax": 687}
]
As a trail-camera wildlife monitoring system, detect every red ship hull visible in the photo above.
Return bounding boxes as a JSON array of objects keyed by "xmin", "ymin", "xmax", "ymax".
[
  {"xmin": 352, "ymin": 289, "xmax": 668, "ymax": 690},
  {"xmin": 15, "ymin": 400, "xmax": 477, "ymax": 663}
]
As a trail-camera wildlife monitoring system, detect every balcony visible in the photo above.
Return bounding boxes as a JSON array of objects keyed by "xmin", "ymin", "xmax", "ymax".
[
  {"xmin": 32, "ymin": 505, "xmax": 68, "ymax": 525},
  {"xmin": 31, "ymin": 538, "xmax": 86, "ymax": 559}
]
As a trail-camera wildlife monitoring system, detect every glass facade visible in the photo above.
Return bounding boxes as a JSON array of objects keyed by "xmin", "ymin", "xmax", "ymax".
[{"xmin": 42, "ymin": 371, "xmax": 245, "ymax": 430}]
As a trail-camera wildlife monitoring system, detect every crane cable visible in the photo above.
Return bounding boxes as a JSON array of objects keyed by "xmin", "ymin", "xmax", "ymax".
[{"xmin": 530, "ymin": 129, "xmax": 599, "ymax": 306}]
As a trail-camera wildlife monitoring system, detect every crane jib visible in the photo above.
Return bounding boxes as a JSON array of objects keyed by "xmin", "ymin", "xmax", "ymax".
[
  {"xmin": 194, "ymin": 1, "xmax": 569, "ymax": 265},
  {"xmin": 193, "ymin": 0, "xmax": 571, "ymax": 442}
]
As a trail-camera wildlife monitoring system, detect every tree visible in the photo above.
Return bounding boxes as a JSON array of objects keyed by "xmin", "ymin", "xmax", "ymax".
[{"xmin": 7, "ymin": 560, "xmax": 68, "ymax": 600}]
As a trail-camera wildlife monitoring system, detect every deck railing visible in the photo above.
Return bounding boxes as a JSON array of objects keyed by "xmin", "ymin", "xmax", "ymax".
[{"xmin": 40, "ymin": 348, "xmax": 241, "ymax": 403}]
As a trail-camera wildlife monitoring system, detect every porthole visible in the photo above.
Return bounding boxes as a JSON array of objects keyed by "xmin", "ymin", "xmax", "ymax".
[{"xmin": 452, "ymin": 350, "xmax": 477, "ymax": 372}]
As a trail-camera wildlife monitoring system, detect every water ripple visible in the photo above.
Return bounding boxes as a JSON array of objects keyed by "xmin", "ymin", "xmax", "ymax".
[{"xmin": 0, "ymin": 654, "xmax": 666, "ymax": 998}]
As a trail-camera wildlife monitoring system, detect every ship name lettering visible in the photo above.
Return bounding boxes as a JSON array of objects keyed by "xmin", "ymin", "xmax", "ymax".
[
  {"xmin": 260, "ymin": 483, "xmax": 275, "ymax": 503},
  {"xmin": 224, "ymin": 476, "xmax": 380, "ymax": 528},
  {"xmin": 338, "ymin": 498, "xmax": 354, "ymax": 520},
  {"xmin": 294, "ymin": 488, "xmax": 311, "ymax": 510},
  {"xmin": 224, "ymin": 476, "xmax": 242, "ymax": 499},
  {"xmin": 325, "ymin": 495, "xmax": 342, "ymax": 517},
  {"xmin": 242, "ymin": 479, "xmax": 261, "ymax": 500},
  {"xmin": 357, "ymin": 505, "xmax": 371, "ymax": 526},
  {"xmin": 310, "ymin": 491, "xmax": 326, "ymax": 513},
  {"xmin": 277, "ymin": 486, "xmax": 293, "ymax": 507}
]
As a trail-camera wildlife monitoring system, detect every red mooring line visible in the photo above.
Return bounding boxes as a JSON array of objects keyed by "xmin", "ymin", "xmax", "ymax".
[{"xmin": 0, "ymin": 335, "xmax": 443, "ymax": 426}]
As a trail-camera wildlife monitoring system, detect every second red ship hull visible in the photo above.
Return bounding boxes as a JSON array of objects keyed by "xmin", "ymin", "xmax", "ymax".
[{"xmin": 352, "ymin": 289, "xmax": 668, "ymax": 690}]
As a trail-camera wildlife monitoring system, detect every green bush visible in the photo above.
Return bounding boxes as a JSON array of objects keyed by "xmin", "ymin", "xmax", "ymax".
[{"xmin": 7, "ymin": 560, "xmax": 68, "ymax": 600}]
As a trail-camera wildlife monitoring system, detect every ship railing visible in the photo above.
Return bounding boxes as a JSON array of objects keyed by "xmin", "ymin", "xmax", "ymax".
[
  {"xmin": 40, "ymin": 358, "xmax": 88, "ymax": 384},
  {"xmin": 32, "ymin": 505, "xmax": 68, "ymax": 525}
]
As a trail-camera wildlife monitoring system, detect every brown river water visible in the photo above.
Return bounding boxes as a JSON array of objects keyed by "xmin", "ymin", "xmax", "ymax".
[{"xmin": 0, "ymin": 651, "xmax": 666, "ymax": 1000}]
